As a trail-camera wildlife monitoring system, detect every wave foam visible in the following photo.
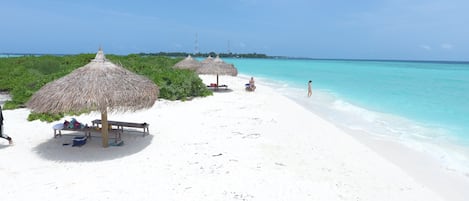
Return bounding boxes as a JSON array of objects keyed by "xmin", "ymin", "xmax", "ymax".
[{"xmin": 265, "ymin": 78, "xmax": 469, "ymax": 176}]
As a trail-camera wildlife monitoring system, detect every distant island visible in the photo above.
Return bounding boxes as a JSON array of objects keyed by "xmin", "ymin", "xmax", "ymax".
[
  {"xmin": 2, "ymin": 52, "xmax": 468, "ymax": 63},
  {"xmin": 138, "ymin": 52, "xmax": 272, "ymax": 59},
  {"xmin": 1, "ymin": 52, "xmax": 275, "ymax": 59}
]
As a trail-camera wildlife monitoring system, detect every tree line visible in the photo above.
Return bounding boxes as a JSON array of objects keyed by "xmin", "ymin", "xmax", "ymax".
[{"xmin": 140, "ymin": 52, "xmax": 270, "ymax": 58}]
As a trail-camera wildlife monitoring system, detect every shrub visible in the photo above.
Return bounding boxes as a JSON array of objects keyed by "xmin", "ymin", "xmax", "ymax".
[{"xmin": 0, "ymin": 54, "xmax": 212, "ymax": 122}]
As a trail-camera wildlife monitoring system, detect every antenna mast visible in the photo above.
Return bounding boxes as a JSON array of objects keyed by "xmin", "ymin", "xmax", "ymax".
[{"xmin": 194, "ymin": 33, "xmax": 199, "ymax": 55}]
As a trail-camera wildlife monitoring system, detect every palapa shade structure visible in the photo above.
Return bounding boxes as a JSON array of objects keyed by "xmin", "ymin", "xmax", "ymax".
[
  {"xmin": 173, "ymin": 55, "xmax": 201, "ymax": 70},
  {"xmin": 27, "ymin": 48, "xmax": 159, "ymax": 147},
  {"xmin": 196, "ymin": 55, "xmax": 238, "ymax": 86},
  {"xmin": 201, "ymin": 55, "xmax": 214, "ymax": 64}
]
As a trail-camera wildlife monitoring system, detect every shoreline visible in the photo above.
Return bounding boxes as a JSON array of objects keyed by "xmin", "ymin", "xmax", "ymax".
[
  {"xmin": 0, "ymin": 75, "xmax": 464, "ymax": 200},
  {"xmin": 247, "ymin": 74, "xmax": 469, "ymax": 170},
  {"xmin": 247, "ymin": 74, "xmax": 469, "ymax": 201},
  {"xmin": 346, "ymin": 128, "xmax": 469, "ymax": 201}
]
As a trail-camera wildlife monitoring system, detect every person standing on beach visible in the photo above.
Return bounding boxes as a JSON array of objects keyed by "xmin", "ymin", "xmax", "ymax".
[
  {"xmin": 307, "ymin": 80, "xmax": 312, "ymax": 97},
  {"xmin": 0, "ymin": 106, "xmax": 13, "ymax": 145}
]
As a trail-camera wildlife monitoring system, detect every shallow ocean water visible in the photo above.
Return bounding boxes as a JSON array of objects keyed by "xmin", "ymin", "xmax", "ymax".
[{"xmin": 223, "ymin": 58, "xmax": 469, "ymax": 172}]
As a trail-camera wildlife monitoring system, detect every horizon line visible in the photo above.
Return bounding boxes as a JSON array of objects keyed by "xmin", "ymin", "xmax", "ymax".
[{"xmin": 1, "ymin": 52, "xmax": 468, "ymax": 64}]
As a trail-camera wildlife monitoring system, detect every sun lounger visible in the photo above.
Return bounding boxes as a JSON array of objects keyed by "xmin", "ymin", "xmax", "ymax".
[
  {"xmin": 91, "ymin": 119, "xmax": 149, "ymax": 136},
  {"xmin": 206, "ymin": 83, "xmax": 228, "ymax": 90}
]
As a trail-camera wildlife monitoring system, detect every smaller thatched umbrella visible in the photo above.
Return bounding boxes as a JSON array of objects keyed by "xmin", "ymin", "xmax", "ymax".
[
  {"xmin": 201, "ymin": 55, "xmax": 214, "ymax": 64},
  {"xmin": 173, "ymin": 55, "xmax": 201, "ymax": 70},
  {"xmin": 196, "ymin": 55, "xmax": 238, "ymax": 86},
  {"xmin": 27, "ymin": 48, "xmax": 159, "ymax": 147}
]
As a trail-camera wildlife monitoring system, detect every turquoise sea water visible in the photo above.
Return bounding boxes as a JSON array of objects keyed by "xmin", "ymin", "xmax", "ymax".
[{"xmin": 224, "ymin": 58, "xmax": 469, "ymax": 171}]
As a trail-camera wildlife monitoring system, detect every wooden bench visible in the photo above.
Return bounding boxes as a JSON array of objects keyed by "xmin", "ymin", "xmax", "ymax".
[
  {"xmin": 52, "ymin": 123, "xmax": 122, "ymax": 141},
  {"xmin": 53, "ymin": 123, "xmax": 91, "ymax": 138},
  {"xmin": 206, "ymin": 84, "xmax": 228, "ymax": 90},
  {"xmin": 92, "ymin": 119, "xmax": 149, "ymax": 136}
]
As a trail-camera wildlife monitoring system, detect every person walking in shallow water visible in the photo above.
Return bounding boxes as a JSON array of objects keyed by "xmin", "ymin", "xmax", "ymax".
[
  {"xmin": 307, "ymin": 80, "xmax": 312, "ymax": 97},
  {"xmin": 0, "ymin": 106, "xmax": 13, "ymax": 145}
]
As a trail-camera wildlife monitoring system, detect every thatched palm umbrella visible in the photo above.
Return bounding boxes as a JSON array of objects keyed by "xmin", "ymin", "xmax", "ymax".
[
  {"xmin": 201, "ymin": 55, "xmax": 214, "ymax": 64},
  {"xmin": 173, "ymin": 55, "xmax": 201, "ymax": 70},
  {"xmin": 196, "ymin": 55, "xmax": 238, "ymax": 86},
  {"xmin": 27, "ymin": 48, "xmax": 159, "ymax": 147}
]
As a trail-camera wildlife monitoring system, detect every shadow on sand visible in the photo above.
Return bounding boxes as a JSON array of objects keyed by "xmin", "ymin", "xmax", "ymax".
[
  {"xmin": 33, "ymin": 131, "xmax": 153, "ymax": 162},
  {"xmin": 210, "ymin": 88, "xmax": 234, "ymax": 93}
]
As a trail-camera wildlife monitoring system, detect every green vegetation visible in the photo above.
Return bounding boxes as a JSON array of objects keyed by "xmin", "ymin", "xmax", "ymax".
[
  {"xmin": 0, "ymin": 54, "xmax": 212, "ymax": 122},
  {"xmin": 106, "ymin": 54, "xmax": 212, "ymax": 100}
]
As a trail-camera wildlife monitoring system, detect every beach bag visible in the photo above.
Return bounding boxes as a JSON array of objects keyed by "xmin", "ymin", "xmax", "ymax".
[{"xmin": 72, "ymin": 136, "xmax": 87, "ymax": 147}]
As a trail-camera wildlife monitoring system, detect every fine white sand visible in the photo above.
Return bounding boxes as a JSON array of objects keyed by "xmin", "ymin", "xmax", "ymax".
[{"xmin": 0, "ymin": 75, "xmax": 462, "ymax": 201}]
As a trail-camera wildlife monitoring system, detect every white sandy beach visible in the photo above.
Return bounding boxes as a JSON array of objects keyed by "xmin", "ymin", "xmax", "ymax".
[{"xmin": 0, "ymin": 75, "xmax": 466, "ymax": 201}]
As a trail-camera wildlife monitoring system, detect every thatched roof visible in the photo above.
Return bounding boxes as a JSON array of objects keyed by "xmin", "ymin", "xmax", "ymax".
[
  {"xmin": 213, "ymin": 55, "xmax": 224, "ymax": 63},
  {"xmin": 201, "ymin": 55, "xmax": 214, "ymax": 64},
  {"xmin": 196, "ymin": 55, "xmax": 238, "ymax": 76},
  {"xmin": 27, "ymin": 48, "xmax": 159, "ymax": 114},
  {"xmin": 173, "ymin": 55, "xmax": 201, "ymax": 70}
]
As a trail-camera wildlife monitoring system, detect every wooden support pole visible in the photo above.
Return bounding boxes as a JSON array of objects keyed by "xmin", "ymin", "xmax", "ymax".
[{"xmin": 101, "ymin": 110, "xmax": 109, "ymax": 148}]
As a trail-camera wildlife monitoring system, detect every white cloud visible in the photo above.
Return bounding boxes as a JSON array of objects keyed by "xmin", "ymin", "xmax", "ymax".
[
  {"xmin": 239, "ymin": 42, "xmax": 247, "ymax": 48},
  {"xmin": 173, "ymin": 43, "xmax": 182, "ymax": 49},
  {"xmin": 421, "ymin": 45, "xmax": 432, "ymax": 51},
  {"xmin": 441, "ymin": 43, "xmax": 453, "ymax": 50}
]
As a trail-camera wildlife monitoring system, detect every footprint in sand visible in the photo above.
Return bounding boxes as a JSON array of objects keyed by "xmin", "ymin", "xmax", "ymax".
[{"xmin": 242, "ymin": 133, "xmax": 261, "ymax": 139}]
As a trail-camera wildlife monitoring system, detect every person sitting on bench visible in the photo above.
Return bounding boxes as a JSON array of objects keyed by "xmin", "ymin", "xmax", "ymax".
[{"xmin": 246, "ymin": 77, "xmax": 256, "ymax": 91}]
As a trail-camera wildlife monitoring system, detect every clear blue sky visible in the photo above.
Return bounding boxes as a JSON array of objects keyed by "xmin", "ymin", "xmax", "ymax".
[{"xmin": 1, "ymin": 0, "xmax": 468, "ymax": 61}]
